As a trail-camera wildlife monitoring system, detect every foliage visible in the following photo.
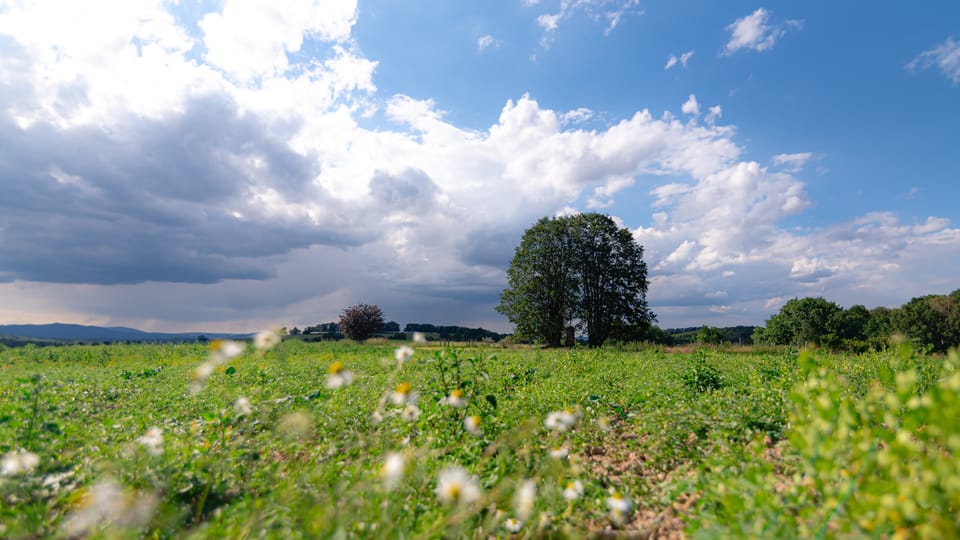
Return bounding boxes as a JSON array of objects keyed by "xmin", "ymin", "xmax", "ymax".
[
  {"xmin": 892, "ymin": 291, "xmax": 960, "ymax": 353},
  {"xmin": 680, "ymin": 353, "xmax": 725, "ymax": 393},
  {"xmin": 338, "ymin": 304, "xmax": 384, "ymax": 342},
  {"xmin": 1, "ymin": 342, "xmax": 956, "ymax": 538},
  {"xmin": 670, "ymin": 325, "xmax": 756, "ymax": 345},
  {"xmin": 755, "ymin": 291, "xmax": 960, "ymax": 353},
  {"xmin": 759, "ymin": 297, "xmax": 842, "ymax": 347},
  {"xmin": 695, "ymin": 326, "xmax": 723, "ymax": 344},
  {"xmin": 497, "ymin": 216, "xmax": 578, "ymax": 346},
  {"xmin": 403, "ymin": 323, "xmax": 506, "ymax": 342},
  {"xmin": 691, "ymin": 346, "xmax": 960, "ymax": 538},
  {"xmin": 607, "ymin": 322, "xmax": 675, "ymax": 345},
  {"xmin": 497, "ymin": 213, "xmax": 653, "ymax": 347}
]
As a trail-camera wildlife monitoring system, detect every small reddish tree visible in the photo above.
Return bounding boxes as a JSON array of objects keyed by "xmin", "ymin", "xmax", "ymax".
[{"xmin": 339, "ymin": 304, "xmax": 384, "ymax": 341}]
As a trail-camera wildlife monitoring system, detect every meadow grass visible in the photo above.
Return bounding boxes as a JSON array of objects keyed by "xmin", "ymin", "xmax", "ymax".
[{"xmin": 0, "ymin": 340, "xmax": 957, "ymax": 538}]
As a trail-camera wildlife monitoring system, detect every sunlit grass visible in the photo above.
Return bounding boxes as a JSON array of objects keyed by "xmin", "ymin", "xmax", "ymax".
[{"xmin": 0, "ymin": 340, "xmax": 957, "ymax": 537}]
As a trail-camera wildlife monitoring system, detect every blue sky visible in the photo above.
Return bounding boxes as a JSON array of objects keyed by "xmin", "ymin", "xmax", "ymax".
[{"xmin": 0, "ymin": 0, "xmax": 958, "ymax": 332}]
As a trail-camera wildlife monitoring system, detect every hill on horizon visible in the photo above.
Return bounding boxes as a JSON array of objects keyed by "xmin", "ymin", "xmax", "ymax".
[{"xmin": 0, "ymin": 323, "xmax": 249, "ymax": 343}]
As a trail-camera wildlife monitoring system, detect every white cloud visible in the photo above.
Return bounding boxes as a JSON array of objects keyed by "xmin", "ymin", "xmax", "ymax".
[
  {"xmin": 560, "ymin": 107, "xmax": 594, "ymax": 125},
  {"xmin": 724, "ymin": 8, "xmax": 790, "ymax": 55},
  {"xmin": 0, "ymin": 0, "xmax": 957, "ymax": 333},
  {"xmin": 786, "ymin": 19, "xmax": 805, "ymax": 30},
  {"xmin": 704, "ymin": 105, "xmax": 722, "ymax": 125},
  {"xmin": 537, "ymin": 13, "xmax": 561, "ymax": 32},
  {"xmin": 907, "ymin": 37, "xmax": 960, "ymax": 84},
  {"xmin": 200, "ymin": 0, "xmax": 358, "ymax": 83},
  {"xmin": 665, "ymin": 50, "xmax": 695, "ymax": 70},
  {"xmin": 533, "ymin": 0, "xmax": 642, "ymax": 46},
  {"xmin": 772, "ymin": 152, "xmax": 813, "ymax": 172},
  {"xmin": 477, "ymin": 35, "xmax": 500, "ymax": 52}
]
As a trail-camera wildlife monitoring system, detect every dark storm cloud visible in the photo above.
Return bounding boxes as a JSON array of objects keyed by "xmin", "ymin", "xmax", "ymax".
[
  {"xmin": 458, "ymin": 229, "xmax": 523, "ymax": 268},
  {"xmin": 0, "ymin": 93, "xmax": 366, "ymax": 285}
]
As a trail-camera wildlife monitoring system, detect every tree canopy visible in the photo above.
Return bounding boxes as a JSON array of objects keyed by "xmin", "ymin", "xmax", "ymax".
[
  {"xmin": 497, "ymin": 213, "xmax": 654, "ymax": 347},
  {"xmin": 338, "ymin": 304, "xmax": 384, "ymax": 342},
  {"xmin": 754, "ymin": 290, "xmax": 960, "ymax": 352}
]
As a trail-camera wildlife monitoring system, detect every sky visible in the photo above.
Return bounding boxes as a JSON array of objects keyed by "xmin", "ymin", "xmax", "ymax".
[{"xmin": 0, "ymin": 0, "xmax": 958, "ymax": 333}]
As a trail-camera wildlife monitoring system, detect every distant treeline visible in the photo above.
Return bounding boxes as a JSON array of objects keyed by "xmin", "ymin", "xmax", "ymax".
[
  {"xmin": 753, "ymin": 290, "xmax": 960, "ymax": 353},
  {"xmin": 290, "ymin": 322, "xmax": 507, "ymax": 342},
  {"xmin": 665, "ymin": 325, "xmax": 758, "ymax": 345}
]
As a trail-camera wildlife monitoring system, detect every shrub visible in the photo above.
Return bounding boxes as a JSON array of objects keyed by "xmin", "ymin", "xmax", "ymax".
[{"xmin": 681, "ymin": 353, "xmax": 724, "ymax": 393}]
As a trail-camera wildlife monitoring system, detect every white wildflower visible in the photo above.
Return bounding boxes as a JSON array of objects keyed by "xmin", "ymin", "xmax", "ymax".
[
  {"xmin": 137, "ymin": 427, "xmax": 163, "ymax": 456},
  {"xmin": 549, "ymin": 445, "xmax": 570, "ymax": 459},
  {"xmin": 445, "ymin": 388, "xmax": 467, "ymax": 408},
  {"xmin": 597, "ymin": 416, "xmax": 612, "ymax": 432},
  {"xmin": 253, "ymin": 330, "xmax": 281, "ymax": 350},
  {"xmin": 61, "ymin": 479, "xmax": 157, "ymax": 537},
  {"xmin": 390, "ymin": 382, "xmax": 418, "ymax": 405},
  {"xmin": 210, "ymin": 339, "xmax": 245, "ymax": 361},
  {"xmin": 326, "ymin": 361, "xmax": 355, "ymax": 389},
  {"xmin": 401, "ymin": 404, "xmax": 421, "ymax": 422},
  {"xmin": 233, "ymin": 397, "xmax": 252, "ymax": 415},
  {"xmin": 563, "ymin": 480, "xmax": 584, "ymax": 501},
  {"xmin": 191, "ymin": 362, "xmax": 215, "ymax": 381},
  {"xmin": 412, "ymin": 332, "xmax": 427, "ymax": 344},
  {"xmin": 435, "ymin": 466, "xmax": 482, "ymax": 506},
  {"xmin": 464, "ymin": 415, "xmax": 482, "ymax": 435},
  {"xmin": 395, "ymin": 345, "xmax": 415, "ymax": 364},
  {"xmin": 503, "ymin": 517, "xmax": 523, "ymax": 533},
  {"xmin": 607, "ymin": 491, "xmax": 633, "ymax": 526},
  {"xmin": 190, "ymin": 340, "xmax": 244, "ymax": 393},
  {"xmin": 380, "ymin": 452, "xmax": 406, "ymax": 491},
  {"xmin": 1, "ymin": 450, "xmax": 39, "ymax": 476},
  {"xmin": 544, "ymin": 408, "xmax": 579, "ymax": 432},
  {"xmin": 514, "ymin": 479, "xmax": 536, "ymax": 521}
]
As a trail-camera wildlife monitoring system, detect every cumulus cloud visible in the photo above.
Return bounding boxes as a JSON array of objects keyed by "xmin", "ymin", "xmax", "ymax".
[
  {"xmin": 907, "ymin": 37, "xmax": 960, "ymax": 84},
  {"xmin": 665, "ymin": 50, "xmax": 695, "ymax": 70},
  {"xmin": 0, "ymin": 0, "xmax": 956, "ymax": 332},
  {"xmin": 200, "ymin": 0, "xmax": 358, "ymax": 83},
  {"xmin": 724, "ymin": 8, "xmax": 796, "ymax": 55}
]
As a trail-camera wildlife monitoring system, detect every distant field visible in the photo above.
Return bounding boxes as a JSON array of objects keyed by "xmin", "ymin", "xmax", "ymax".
[{"xmin": 1, "ymin": 341, "xmax": 957, "ymax": 538}]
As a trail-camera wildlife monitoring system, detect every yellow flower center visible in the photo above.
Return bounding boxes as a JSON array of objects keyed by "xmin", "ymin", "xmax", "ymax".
[
  {"xmin": 396, "ymin": 382, "xmax": 412, "ymax": 395},
  {"xmin": 448, "ymin": 484, "xmax": 461, "ymax": 501},
  {"xmin": 451, "ymin": 388, "xmax": 464, "ymax": 398},
  {"xmin": 327, "ymin": 361, "xmax": 344, "ymax": 374}
]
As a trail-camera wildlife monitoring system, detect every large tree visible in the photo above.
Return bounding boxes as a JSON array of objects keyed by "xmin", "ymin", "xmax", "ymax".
[
  {"xmin": 757, "ymin": 297, "xmax": 843, "ymax": 347},
  {"xmin": 497, "ymin": 217, "xmax": 578, "ymax": 347},
  {"xmin": 339, "ymin": 304, "xmax": 384, "ymax": 342},
  {"xmin": 497, "ymin": 213, "xmax": 654, "ymax": 347},
  {"xmin": 892, "ymin": 291, "xmax": 960, "ymax": 353}
]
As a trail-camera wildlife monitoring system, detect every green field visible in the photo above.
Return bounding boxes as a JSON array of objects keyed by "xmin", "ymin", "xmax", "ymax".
[{"xmin": 1, "ymin": 340, "xmax": 958, "ymax": 538}]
